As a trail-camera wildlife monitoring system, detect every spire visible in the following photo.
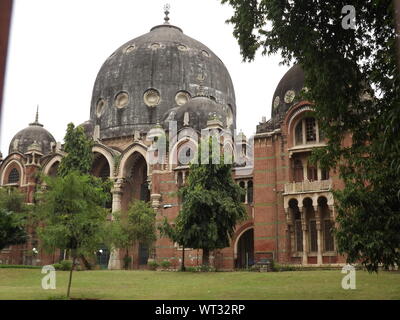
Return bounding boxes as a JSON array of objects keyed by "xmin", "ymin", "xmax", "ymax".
[
  {"xmin": 30, "ymin": 105, "xmax": 43, "ymax": 127},
  {"xmin": 35, "ymin": 105, "xmax": 39, "ymax": 123},
  {"xmin": 163, "ymin": 3, "xmax": 170, "ymax": 24}
]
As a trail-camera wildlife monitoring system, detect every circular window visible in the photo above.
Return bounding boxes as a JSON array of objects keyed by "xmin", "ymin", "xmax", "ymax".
[
  {"xmin": 175, "ymin": 91, "xmax": 191, "ymax": 106},
  {"xmin": 178, "ymin": 44, "xmax": 188, "ymax": 51},
  {"xmin": 96, "ymin": 98, "xmax": 106, "ymax": 117},
  {"xmin": 144, "ymin": 89, "xmax": 161, "ymax": 107},
  {"xmin": 284, "ymin": 90, "xmax": 296, "ymax": 104},
  {"xmin": 201, "ymin": 50, "xmax": 210, "ymax": 57},
  {"xmin": 273, "ymin": 96, "xmax": 280, "ymax": 109},
  {"xmin": 125, "ymin": 45, "xmax": 136, "ymax": 53},
  {"xmin": 115, "ymin": 92, "xmax": 129, "ymax": 109},
  {"xmin": 150, "ymin": 43, "xmax": 161, "ymax": 49}
]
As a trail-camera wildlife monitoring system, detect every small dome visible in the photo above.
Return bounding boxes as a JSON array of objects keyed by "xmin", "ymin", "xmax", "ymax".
[
  {"xmin": 164, "ymin": 96, "xmax": 230, "ymax": 132},
  {"xmin": 9, "ymin": 113, "xmax": 56, "ymax": 155},
  {"xmin": 271, "ymin": 65, "xmax": 305, "ymax": 120}
]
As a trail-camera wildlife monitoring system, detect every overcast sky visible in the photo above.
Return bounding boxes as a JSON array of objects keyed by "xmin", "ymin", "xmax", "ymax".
[{"xmin": 0, "ymin": 0, "xmax": 290, "ymax": 155}]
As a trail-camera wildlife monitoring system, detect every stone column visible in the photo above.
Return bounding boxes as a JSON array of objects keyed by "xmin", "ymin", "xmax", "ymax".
[
  {"xmin": 285, "ymin": 208, "xmax": 294, "ymax": 262},
  {"xmin": 108, "ymin": 179, "xmax": 124, "ymax": 270},
  {"xmin": 329, "ymin": 205, "xmax": 338, "ymax": 252},
  {"xmin": 300, "ymin": 206, "xmax": 308, "ymax": 265},
  {"xmin": 314, "ymin": 205, "xmax": 323, "ymax": 265}
]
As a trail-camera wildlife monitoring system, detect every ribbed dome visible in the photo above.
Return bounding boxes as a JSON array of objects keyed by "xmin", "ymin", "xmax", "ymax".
[
  {"xmin": 271, "ymin": 65, "xmax": 305, "ymax": 120},
  {"xmin": 90, "ymin": 23, "xmax": 236, "ymax": 140},
  {"xmin": 9, "ymin": 115, "xmax": 56, "ymax": 155},
  {"xmin": 168, "ymin": 96, "xmax": 231, "ymax": 132}
]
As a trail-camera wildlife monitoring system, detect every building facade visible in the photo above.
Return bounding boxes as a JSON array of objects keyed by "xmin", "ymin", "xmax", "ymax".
[{"xmin": 0, "ymin": 17, "xmax": 345, "ymax": 269}]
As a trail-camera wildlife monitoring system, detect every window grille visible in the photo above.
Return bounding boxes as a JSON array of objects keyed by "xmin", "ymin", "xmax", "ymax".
[
  {"xmin": 305, "ymin": 118, "xmax": 316, "ymax": 142},
  {"xmin": 8, "ymin": 168, "xmax": 20, "ymax": 184}
]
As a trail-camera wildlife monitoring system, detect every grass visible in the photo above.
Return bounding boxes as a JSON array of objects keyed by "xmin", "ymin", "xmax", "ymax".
[{"xmin": 0, "ymin": 269, "xmax": 399, "ymax": 300}]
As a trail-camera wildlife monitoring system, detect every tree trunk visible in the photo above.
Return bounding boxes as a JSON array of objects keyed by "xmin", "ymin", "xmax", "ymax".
[
  {"xmin": 79, "ymin": 254, "xmax": 92, "ymax": 270},
  {"xmin": 67, "ymin": 254, "xmax": 76, "ymax": 298},
  {"xmin": 202, "ymin": 248, "xmax": 210, "ymax": 266},
  {"xmin": 181, "ymin": 245, "xmax": 186, "ymax": 271}
]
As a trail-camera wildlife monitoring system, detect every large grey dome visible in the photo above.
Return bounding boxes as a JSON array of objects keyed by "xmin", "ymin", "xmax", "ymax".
[
  {"xmin": 90, "ymin": 23, "xmax": 236, "ymax": 140},
  {"xmin": 9, "ymin": 117, "xmax": 56, "ymax": 155}
]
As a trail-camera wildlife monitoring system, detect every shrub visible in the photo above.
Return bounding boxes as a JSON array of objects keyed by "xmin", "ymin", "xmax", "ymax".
[
  {"xmin": 0, "ymin": 264, "xmax": 41, "ymax": 269},
  {"xmin": 185, "ymin": 265, "xmax": 216, "ymax": 272},
  {"xmin": 60, "ymin": 260, "xmax": 72, "ymax": 271},
  {"xmin": 147, "ymin": 260, "xmax": 159, "ymax": 270},
  {"xmin": 123, "ymin": 256, "xmax": 132, "ymax": 270},
  {"xmin": 52, "ymin": 263, "xmax": 62, "ymax": 271},
  {"xmin": 160, "ymin": 260, "xmax": 171, "ymax": 269}
]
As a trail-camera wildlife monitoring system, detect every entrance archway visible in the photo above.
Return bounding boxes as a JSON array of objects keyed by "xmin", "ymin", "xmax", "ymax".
[{"xmin": 236, "ymin": 228, "xmax": 254, "ymax": 269}]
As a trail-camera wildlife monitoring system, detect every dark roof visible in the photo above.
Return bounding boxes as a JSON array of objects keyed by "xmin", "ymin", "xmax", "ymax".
[
  {"xmin": 166, "ymin": 96, "xmax": 230, "ymax": 132},
  {"xmin": 90, "ymin": 23, "xmax": 236, "ymax": 140},
  {"xmin": 9, "ymin": 119, "xmax": 56, "ymax": 155},
  {"xmin": 271, "ymin": 64, "xmax": 305, "ymax": 121}
]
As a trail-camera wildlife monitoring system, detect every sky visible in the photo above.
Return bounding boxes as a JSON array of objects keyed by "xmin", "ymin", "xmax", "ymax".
[{"xmin": 0, "ymin": 0, "xmax": 290, "ymax": 156}]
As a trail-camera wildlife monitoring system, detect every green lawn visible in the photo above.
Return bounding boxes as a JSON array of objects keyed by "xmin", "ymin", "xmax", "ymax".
[{"xmin": 0, "ymin": 269, "xmax": 399, "ymax": 300}]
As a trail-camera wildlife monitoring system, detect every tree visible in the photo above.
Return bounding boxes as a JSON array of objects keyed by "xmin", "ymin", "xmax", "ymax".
[
  {"xmin": 49, "ymin": 122, "xmax": 112, "ymax": 269},
  {"xmin": 36, "ymin": 172, "xmax": 109, "ymax": 298},
  {"xmin": 57, "ymin": 123, "xmax": 93, "ymax": 177},
  {"xmin": 108, "ymin": 200, "xmax": 156, "ymax": 269},
  {"xmin": 220, "ymin": 0, "xmax": 399, "ymax": 271},
  {"xmin": 0, "ymin": 188, "xmax": 28, "ymax": 250},
  {"xmin": 171, "ymin": 138, "xmax": 247, "ymax": 266}
]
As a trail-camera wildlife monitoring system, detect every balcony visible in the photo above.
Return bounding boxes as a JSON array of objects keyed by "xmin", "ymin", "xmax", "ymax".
[{"xmin": 284, "ymin": 179, "xmax": 332, "ymax": 195}]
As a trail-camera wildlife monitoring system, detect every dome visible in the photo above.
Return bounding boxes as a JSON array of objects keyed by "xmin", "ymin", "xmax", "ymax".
[
  {"xmin": 271, "ymin": 64, "xmax": 305, "ymax": 120},
  {"xmin": 168, "ymin": 95, "xmax": 231, "ymax": 132},
  {"xmin": 90, "ymin": 22, "xmax": 236, "ymax": 140},
  {"xmin": 9, "ymin": 113, "xmax": 56, "ymax": 155}
]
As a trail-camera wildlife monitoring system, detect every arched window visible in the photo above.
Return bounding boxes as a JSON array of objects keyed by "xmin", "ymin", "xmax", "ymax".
[
  {"xmin": 239, "ymin": 181, "xmax": 246, "ymax": 203},
  {"xmin": 293, "ymin": 159, "xmax": 304, "ymax": 182},
  {"xmin": 324, "ymin": 220, "xmax": 335, "ymax": 251},
  {"xmin": 294, "ymin": 211, "xmax": 303, "ymax": 252},
  {"xmin": 294, "ymin": 117, "xmax": 322, "ymax": 146},
  {"xmin": 247, "ymin": 181, "xmax": 253, "ymax": 204},
  {"xmin": 8, "ymin": 168, "xmax": 20, "ymax": 184}
]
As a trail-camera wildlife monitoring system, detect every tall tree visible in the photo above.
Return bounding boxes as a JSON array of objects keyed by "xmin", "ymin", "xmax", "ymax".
[
  {"xmin": 36, "ymin": 172, "xmax": 109, "ymax": 298},
  {"xmin": 57, "ymin": 123, "xmax": 93, "ymax": 177},
  {"xmin": 0, "ymin": 188, "xmax": 28, "ymax": 250},
  {"xmin": 107, "ymin": 200, "xmax": 156, "ymax": 269},
  {"xmin": 172, "ymin": 138, "xmax": 247, "ymax": 266},
  {"xmin": 220, "ymin": 0, "xmax": 399, "ymax": 271}
]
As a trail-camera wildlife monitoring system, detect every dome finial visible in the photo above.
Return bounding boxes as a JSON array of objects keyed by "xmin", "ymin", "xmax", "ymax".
[
  {"xmin": 35, "ymin": 105, "xmax": 39, "ymax": 123},
  {"xmin": 163, "ymin": 3, "xmax": 171, "ymax": 24},
  {"xmin": 30, "ymin": 105, "xmax": 43, "ymax": 127}
]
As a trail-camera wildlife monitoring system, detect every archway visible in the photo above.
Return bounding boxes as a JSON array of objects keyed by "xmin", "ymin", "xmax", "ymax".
[
  {"xmin": 91, "ymin": 152, "xmax": 112, "ymax": 210},
  {"xmin": 236, "ymin": 228, "xmax": 254, "ymax": 269},
  {"xmin": 121, "ymin": 152, "xmax": 150, "ymax": 267}
]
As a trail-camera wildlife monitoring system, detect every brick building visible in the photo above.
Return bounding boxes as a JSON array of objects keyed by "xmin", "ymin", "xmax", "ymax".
[{"xmin": 0, "ymin": 16, "xmax": 345, "ymax": 269}]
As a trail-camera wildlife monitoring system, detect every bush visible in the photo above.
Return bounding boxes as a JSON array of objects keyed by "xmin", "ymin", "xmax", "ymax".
[
  {"xmin": 52, "ymin": 263, "xmax": 62, "ymax": 271},
  {"xmin": 60, "ymin": 260, "xmax": 72, "ymax": 271},
  {"xmin": 185, "ymin": 265, "xmax": 216, "ymax": 272},
  {"xmin": 0, "ymin": 264, "xmax": 41, "ymax": 269},
  {"xmin": 160, "ymin": 260, "xmax": 171, "ymax": 269},
  {"xmin": 123, "ymin": 256, "xmax": 132, "ymax": 270},
  {"xmin": 147, "ymin": 260, "xmax": 159, "ymax": 270}
]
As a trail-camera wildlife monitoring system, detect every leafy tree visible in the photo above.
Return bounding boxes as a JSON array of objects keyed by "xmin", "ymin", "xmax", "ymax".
[
  {"xmin": 220, "ymin": 0, "xmax": 399, "ymax": 271},
  {"xmin": 0, "ymin": 188, "xmax": 28, "ymax": 250},
  {"xmin": 107, "ymin": 200, "xmax": 156, "ymax": 269},
  {"xmin": 57, "ymin": 123, "xmax": 93, "ymax": 177},
  {"xmin": 170, "ymin": 138, "xmax": 247, "ymax": 266},
  {"xmin": 50, "ymin": 122, "xmax": 112, "ymax": 269},
  {"xmin": 36, "ymin": 172, "xmax": 109, "ymax": 298}
]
